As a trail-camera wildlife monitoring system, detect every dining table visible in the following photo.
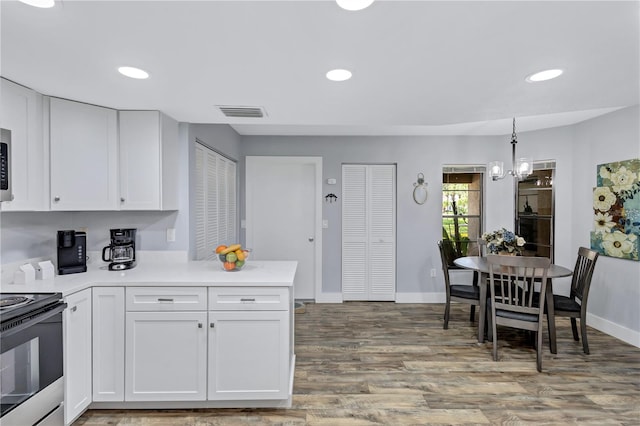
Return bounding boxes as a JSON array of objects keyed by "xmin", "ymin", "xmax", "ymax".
[{"xmin": 453, "ymin": 255, "xmax": 573, "ymax": 354}]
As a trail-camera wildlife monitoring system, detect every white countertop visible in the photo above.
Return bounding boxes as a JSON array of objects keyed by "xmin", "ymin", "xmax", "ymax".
[{"xmin": 1, "ymin": 260, "xmax": 297, "ymax": 296}]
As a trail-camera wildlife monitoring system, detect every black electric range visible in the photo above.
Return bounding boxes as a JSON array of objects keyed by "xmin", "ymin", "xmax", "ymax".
[{"xmin": 0, "ymin": 293, "xmax": 65, "ymax": 332}]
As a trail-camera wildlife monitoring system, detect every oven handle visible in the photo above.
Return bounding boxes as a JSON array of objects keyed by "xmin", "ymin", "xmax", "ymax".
[{"xmin": 1, "ymin": 302, "xmax": 68, "ymax": 339}]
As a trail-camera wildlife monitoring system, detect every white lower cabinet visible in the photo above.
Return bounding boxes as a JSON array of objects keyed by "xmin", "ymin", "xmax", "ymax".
[
  {"xmin": 92, "ymin": 287, "xmax": 125, "ymax": 401},
  {"xmin": 125, "ymin": 287, "xmax": 208, "ymax": 401},
  {"xmin": 64, "ymin": 289, "xmax": 92, "ymax": 425},
  {"xmin": 208, "ymin": 310, "xmax": 289, "ymax": 400}
]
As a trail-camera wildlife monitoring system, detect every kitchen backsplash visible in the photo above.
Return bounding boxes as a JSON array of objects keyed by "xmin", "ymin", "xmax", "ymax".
[{"xmin": 0, "ymin": 210, "xmax": 187, "ymax": 267}]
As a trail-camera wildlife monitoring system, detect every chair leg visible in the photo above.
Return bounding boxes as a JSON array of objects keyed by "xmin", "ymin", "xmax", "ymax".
[
  {"xmin": 570, "ymin": 318, "xmax": 579, "ymax": 341},
  {"xmin": 580, "ymin": 316, "xmax": 590, "ymax": 355},
  {"xmin": 490, "ymin": 316, "xmax": 498, "ymax": 361},
  {"xmin": 469, "ymin": 305, "xmax": 476, "ymax": 322},
  {"xmin": 443, "ymin": 300, "xmax": 450, "ymax": 330},
  {"xmin": 536, "ymin": 330, "xmax": 543, "ymax": 372}
]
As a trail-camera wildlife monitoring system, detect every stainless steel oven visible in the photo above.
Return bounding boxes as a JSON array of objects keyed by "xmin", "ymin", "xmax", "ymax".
[
  {"xmin": 0, "ymin": 293, "xmax": 67, "ymax": 426},
  {"xmin": 0, "ymin": 128, "xmax": 12, "ymax": 202}
]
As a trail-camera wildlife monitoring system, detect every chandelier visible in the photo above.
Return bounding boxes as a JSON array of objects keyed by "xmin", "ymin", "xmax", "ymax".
[{"xmin": 488, "ymin": 118, "xmax": 533, "ymax": 181}]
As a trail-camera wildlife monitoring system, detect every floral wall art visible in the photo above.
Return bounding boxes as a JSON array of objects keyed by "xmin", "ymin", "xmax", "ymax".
[{"xmin": 590, "ymin": 158, "xmax": 640, "ymax": 261}]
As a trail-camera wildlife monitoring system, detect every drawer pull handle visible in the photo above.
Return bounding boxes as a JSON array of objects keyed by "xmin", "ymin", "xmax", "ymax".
[
  {"xmin": 157, "ymin": 298, "xmax": 174, "ymax": 302},
  {"xmin": 240, "ymin": 298, "xmax": 256, "ymax": 302}
]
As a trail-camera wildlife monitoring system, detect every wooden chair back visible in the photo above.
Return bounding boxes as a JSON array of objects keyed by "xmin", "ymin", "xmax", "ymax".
[{"xmin": 570, "ymin": 247, "xmax": 599, "ymax": 305}]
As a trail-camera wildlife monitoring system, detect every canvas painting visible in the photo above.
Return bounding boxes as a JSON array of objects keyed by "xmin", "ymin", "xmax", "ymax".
[{"xmin": 590, "ymin": 158, "xmax": 640, "ymax": 261}]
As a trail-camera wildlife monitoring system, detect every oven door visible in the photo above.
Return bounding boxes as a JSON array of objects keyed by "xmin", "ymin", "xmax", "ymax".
[{"xmin": 1, "ymin": 304, "xmax": 66, "ymax": 424}]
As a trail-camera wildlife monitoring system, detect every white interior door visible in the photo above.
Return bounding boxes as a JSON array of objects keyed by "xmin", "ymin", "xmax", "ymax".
[
  {"xmin": 246, "ymin": 156, "xmax": 322, "ymax": 300},
  {"xmin": 342, "ymin": 164, "xmax": 396, "ymax": 301}
]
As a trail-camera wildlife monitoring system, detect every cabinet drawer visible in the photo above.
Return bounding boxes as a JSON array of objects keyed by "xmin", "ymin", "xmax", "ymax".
[
  {"xmin": 208, "ymin": 287, "xmax": 289, "ymax": 311},
  {"xmin": 126, "ymin": 287, "xmax": 207, "ymax": 311}
]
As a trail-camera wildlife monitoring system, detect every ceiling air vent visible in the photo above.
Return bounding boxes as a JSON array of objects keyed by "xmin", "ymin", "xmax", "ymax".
[{"xmin": 217, "ymin": 105, "xmax": 266, "ymax": 118}]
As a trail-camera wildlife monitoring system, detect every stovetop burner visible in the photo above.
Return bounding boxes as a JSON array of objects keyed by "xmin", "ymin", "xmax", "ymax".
[{"xmin": 0, "ymin": 295, "xmax": 33, "ymax": 310}]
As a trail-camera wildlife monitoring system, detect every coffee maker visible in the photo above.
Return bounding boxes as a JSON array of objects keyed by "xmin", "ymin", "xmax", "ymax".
[
  {"xmin": 57, "ymin": 230, "xmax": 87, "ymax": 275},
  {"xmin": 102, "ymin": 228, "xmax": 137, "ymax": 271}
]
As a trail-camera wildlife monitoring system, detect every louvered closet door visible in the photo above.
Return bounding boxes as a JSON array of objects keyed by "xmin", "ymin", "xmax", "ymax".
[{"xmin": 342, "ymin": 164, "xmax": 396, "ymax": 301}]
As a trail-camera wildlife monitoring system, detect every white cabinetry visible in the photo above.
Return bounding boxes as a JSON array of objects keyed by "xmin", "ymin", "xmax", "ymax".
[
  {"xmin": 0, "ymin": 78, "xmax": 48, "ymax": 211},
  {"xmin": 64, "ymin": 289, "xmax": 92, "ymax": 425},
  {"xmin": 118, "ymin": 111, "xmax": 179, "ymax": 210},
  {"xmin": 92, "ymin": 287, "xmax": 125, "ymax": 401},
  {"xmin": 50, "ymin": 97, "xmax": 118, "ymax": 210},
  {"xmin": 125, "ymin": 287, "xmax": 207, "ymax": 401},
  {"xmin": 208, "ymin": 287, "xmax": 290, "ymax": 400}
]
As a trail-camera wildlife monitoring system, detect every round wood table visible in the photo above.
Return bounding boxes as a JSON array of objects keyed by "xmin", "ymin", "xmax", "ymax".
[{"xmin": 453, "ymin": 256, "xmax": 573, "ymax": 353}]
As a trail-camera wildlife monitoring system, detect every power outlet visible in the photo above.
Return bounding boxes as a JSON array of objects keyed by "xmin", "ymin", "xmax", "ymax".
[{"xmin": 430, "ymin": 268, "xmax": 437, "ymax": 277}]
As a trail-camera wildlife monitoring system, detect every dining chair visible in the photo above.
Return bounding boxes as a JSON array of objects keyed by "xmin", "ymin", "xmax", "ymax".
[
  {"xmin": 486, "ymin": 254, "xmax": 551, "ymax": 372},
  {"xmin": 553, "ymin": 247, "xmax": 599, "ymax": 354},
  {"xmin": 437, "ymin": 240, "xmax": 480, "ymax": 329}
]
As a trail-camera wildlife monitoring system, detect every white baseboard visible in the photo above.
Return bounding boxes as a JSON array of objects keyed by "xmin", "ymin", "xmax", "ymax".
[
  {"xmin": 587, "ymin": 312, "xmax": 640, "ymax": 348},
  {"xmin": 315, "ymin": 292, "xmax": 343, "ymax": 303}
]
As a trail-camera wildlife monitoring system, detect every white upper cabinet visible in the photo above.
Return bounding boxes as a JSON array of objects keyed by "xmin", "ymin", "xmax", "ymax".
[
  {"xmin": 50, "ymin": 97, "xmax": 119, "ymax": 211},
  {"xmin": 118, "ymin": 111, "xmax": 179, "ymax": 210},
  {"xmin": 0, "ymin": 78, "xmax": 48, "ymax": 211}
]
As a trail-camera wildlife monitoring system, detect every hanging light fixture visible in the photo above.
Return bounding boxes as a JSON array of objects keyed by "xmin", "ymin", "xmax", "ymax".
[{"xmin": 488, "ymin": 118, "xmax": 533, "ymax": 181}]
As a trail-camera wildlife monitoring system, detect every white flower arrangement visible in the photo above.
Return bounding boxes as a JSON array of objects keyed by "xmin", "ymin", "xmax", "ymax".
[{"xmin": 481, "ymin": 228, "xmax": 526, "ymax": 255}]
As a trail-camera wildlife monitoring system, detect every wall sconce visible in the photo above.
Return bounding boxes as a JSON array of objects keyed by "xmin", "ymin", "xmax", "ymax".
[{"xmin": 489, "ymin": 118, "xmax": 533, "ymax": 181}]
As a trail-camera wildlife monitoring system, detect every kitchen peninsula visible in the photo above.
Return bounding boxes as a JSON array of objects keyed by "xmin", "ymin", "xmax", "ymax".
[{"xmin": 4, "ymin": 260, "xmax": 297, "ymax": 426}]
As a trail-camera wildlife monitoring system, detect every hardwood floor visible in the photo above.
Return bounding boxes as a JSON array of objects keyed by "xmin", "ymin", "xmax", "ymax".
[{"xmin": 75, "ymin": 302, "xmax": 640, "ymax": 425}]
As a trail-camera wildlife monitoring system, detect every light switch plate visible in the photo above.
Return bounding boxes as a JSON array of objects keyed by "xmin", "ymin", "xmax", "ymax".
[
  {"xmin": 166, "ymin": 228, "xmax": 176, "ymax": 242},
  {"xmin": 327, "ymin": 178, "xmax": 336, "ymax": 185},
  {"xmin": 322, "ymin": 220, "xmax": 329, "ymax": 229}
]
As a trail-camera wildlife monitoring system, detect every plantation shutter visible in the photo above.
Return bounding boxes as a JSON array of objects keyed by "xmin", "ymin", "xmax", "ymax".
[
  {"xmin": 194, "ymin": 142, "xmax": 237, "ymax": 260},
  {"xmin": 342, "ymin": 164, "xmax": 396, "ymax": 301}
]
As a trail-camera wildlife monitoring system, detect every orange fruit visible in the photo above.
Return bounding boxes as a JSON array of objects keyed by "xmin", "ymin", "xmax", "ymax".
[
  {"xmin": 223, "ymin": 261, "xmax": 236, "ymax": 271},
  {"xmin": 215, "ymin": 245, "xmax": 227, "ymax": 254}
]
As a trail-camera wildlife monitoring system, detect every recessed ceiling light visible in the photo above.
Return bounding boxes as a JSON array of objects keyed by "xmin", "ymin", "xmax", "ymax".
[
  {"xmin": 326, "ymin": 69, "xmax": 352, "ymax": 82},
  {"xmin": 118, "ymin": 66, "xmax": 150, "ymax": 80},
  {"xmin": 526, "ymin": 69, "xmax": 563, "ymax": 83},
  {"xmin": 336, "ymin": 0, "xmax": 375, "ymax": 11},
  {"xmin": 19, "ymin": 0, "xmax": 55, "ymax": 8}
]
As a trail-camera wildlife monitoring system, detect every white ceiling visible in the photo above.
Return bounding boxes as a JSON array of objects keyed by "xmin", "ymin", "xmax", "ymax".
[{"xmin": 1, "ymin": 0, "xmax": 638, "ymax": 136}]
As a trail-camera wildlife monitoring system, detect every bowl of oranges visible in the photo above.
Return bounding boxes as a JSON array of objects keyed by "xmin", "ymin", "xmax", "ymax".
[{"xmin": 215, "ymin": 244, "xmax": 250, "ymax": 271}]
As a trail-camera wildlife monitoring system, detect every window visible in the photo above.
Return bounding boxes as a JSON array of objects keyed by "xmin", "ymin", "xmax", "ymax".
[
  {"xmin": 194, "ymin": 142, "xmax": 237, "ymax": 260},
  {"xmin": 515, "ymin": 162, "xmax": 555, "ymax": 261},
  {"xmin": 442, "ymin": 167, "xmax": 484, "ymax": 257}
]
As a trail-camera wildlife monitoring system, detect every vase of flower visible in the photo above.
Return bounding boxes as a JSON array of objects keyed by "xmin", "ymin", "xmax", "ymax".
[{"xmin": 481, "ymin": 228, "xmax": 526, "ymax": 255}]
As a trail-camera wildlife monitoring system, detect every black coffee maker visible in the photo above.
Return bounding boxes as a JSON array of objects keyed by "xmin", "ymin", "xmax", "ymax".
[
  {"xmin": 102, "ymin": 228, "xmax": 137, "ymax": 271},
  {"xmin": 57, "ymin": 230, "xmax": 87, "ymax": 275}
]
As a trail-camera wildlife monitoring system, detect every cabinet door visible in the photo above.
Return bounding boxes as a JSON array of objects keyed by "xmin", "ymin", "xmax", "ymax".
[
  {"xmin": 92, "ymin": 287, "xmax": 125, "ymax": 401},
  {"xmin": 0, "ymin": 78, "xmax": 47, "ymax": 211},
  {"xmin": 208, "ymin": 310, "xmax": 289, "ymax": 400},
  {"xmin": 125, "ymin": 311, "xmax": 207, "ymax": 401},
  {"xmin": 50, "ymin": 97, "xmax": 118, "ymax": 210},
  {"xmin": 119, "ymin": 110, "xmax": 178, "ymax": 210},
  {"xmin": 64, "ymin": 289, "xmax": 92, "ymax": 425}
]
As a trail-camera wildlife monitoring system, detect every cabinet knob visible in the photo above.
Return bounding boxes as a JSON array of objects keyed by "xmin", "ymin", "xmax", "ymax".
[
  {"xmin": 210, "ymin": 323, "xmax": 215, "ymax": 328},
  {"xmin": 71, "ymin": 306, "xmax": 77, "ymax": 312},
  {"xmin": 308, "ymin": 237, "xmax": 314, "ymax": 242},
  {"xmin": 54, "ymin": 196, "xmax": 60, "ymax": 202},
  {"xmin": 121, "ymin": 197, "xmax": 125, "ymax": 203},
  {"xmin": 198, "ymin": 323, "xmax": 203, "ymax": 328}
]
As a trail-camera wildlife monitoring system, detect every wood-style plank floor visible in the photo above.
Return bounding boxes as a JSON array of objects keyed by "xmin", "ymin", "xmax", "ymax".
[{"xmin": 75, "ymin": 302, "xmax": 640, "ymax": 425}]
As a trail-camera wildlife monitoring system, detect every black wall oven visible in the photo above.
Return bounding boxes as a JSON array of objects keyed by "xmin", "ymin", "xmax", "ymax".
[{"xmin": 1, "ymin": 293, "xmax": 67, "ymax": 426}]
